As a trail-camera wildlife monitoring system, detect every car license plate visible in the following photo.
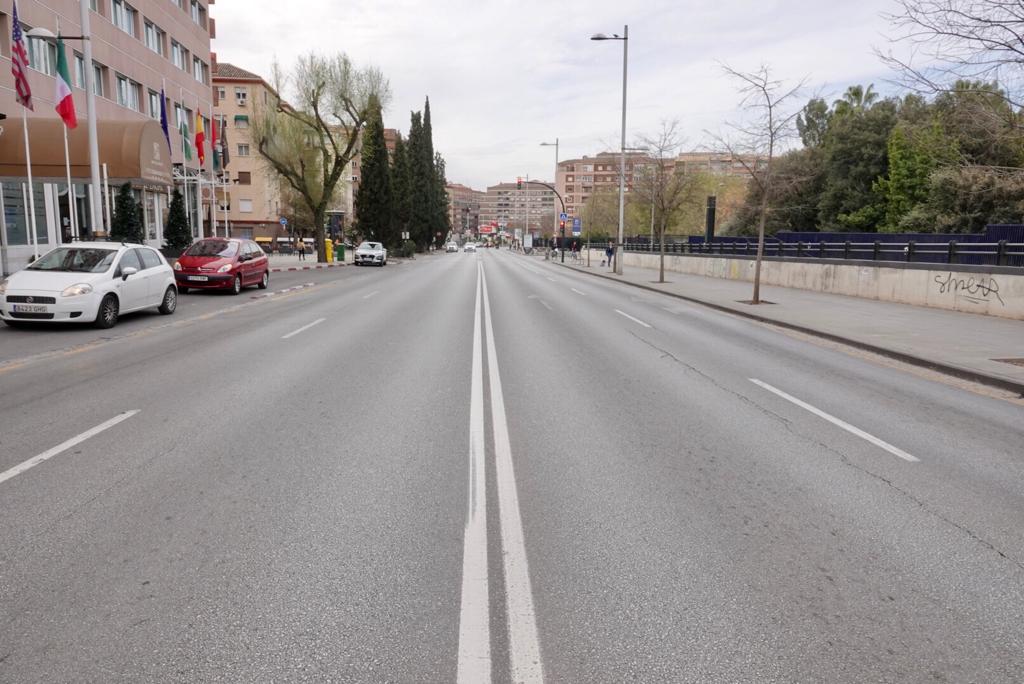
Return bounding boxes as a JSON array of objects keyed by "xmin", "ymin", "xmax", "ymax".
[
  {"xmin": 187, "ymin": 275, "xmax": 209, "ymax": 282},
  {"xmin": 12, "ymin": 304, "xmax": 47, "ymax": 313}
]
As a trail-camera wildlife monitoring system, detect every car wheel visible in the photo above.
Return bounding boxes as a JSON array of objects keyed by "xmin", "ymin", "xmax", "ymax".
[
  {"xmin": 94, "ymin": 294, "xmax": 119, "ymax": 329},
  {"xmin": 258, "ymin": 272, "xmax": 269, "ymax": 289},
  {"xmin": 230, "ymin": 275, "xmax": 242, "ymax": 295},
  {"xmin": 158, "ymin": 286, "xmax": 177, "ymax": 315}
]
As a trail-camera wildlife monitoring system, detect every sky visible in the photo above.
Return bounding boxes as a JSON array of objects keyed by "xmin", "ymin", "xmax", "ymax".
[{"xmin": 211, "ymin": 0, "xmax": 907, "ymax": 190}]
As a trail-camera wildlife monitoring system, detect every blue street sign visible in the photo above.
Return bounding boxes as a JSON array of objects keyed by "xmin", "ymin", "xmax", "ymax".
[
  {"xmin": 280, "ymin": 217, "xmax": 288, "ymax": 226},
  {"xmin": 572, "ymin": 216, "xmax": 582, "ymax": 236},
  {"xmin": 559, "ymin": 213, "xmax": 568, "ymax": 221}
]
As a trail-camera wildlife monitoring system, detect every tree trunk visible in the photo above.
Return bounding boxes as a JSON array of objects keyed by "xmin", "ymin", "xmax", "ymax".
[
  {"xmin": 752, "ymin": 180, "xmax": 770, "ymax": 304},
  {"xmin": 658, "ymin": 216, "xmax": 667, "ymax": 283},
  {"xmin": 313, "ymin": 206, "xmax": 327, "ymax": 263}
]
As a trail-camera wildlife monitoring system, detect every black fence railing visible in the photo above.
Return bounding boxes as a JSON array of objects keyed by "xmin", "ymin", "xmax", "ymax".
[{"xmin": 617, "ymin": 239, "xmax": 1024, "ymax": 268}]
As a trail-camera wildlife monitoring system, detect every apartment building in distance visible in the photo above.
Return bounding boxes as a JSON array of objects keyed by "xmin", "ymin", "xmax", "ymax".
[
  {"xmin": 0, "ymin": 0, "xmax": 214, "ymax": 269},
  {"xmin": 446, "ymin": 183, "xmax": 484, "ymax": 235},
  {"xmin": 478, "ymin": 181, "xmax": 556, "ymax": 237}
]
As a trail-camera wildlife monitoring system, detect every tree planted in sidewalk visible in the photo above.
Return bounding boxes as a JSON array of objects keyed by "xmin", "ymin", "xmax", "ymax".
[
  {"xmin": 110, "ymin": 182, "xmax": 145, "ymax": 244},
  {"xmin": 710, "ymin": 64, "xmax": 804, "ymax": 304},
  {"xmin": 163, "ymin": 188, "xmax": 192, "ymax": 252},
  {"xmin": 253, "ymin": 53, "xmax": 389, "ymax": 262},
  {"xmin": 354, "ymin": 95, "xmax": 395, "ymax": 244}
]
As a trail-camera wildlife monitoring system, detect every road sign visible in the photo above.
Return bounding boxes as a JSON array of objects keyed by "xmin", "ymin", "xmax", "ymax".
[
  {"xmin": 572, "ymin": 216, "xmax": 581, "ymax": 236},
  {"xmin": 279, "ymin": 217, "xmax": 288, "ymax": 226},
  {"xmin": 559, "ymin": 213, "xmax": 568, "ymax": 221}
]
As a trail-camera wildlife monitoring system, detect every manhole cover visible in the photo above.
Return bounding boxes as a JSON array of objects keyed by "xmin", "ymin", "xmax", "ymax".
[{"xmin": 993, "ymin": 358, "xmax": 1024, "ymax": 367}]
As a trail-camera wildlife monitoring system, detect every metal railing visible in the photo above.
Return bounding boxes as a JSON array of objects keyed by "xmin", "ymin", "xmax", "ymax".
[{"xmin": 617, "ymin": 239, "xmax": 1024, "ymax": 268}]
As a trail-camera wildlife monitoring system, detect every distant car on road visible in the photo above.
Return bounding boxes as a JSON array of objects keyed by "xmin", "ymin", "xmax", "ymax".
[
  {"xmin": 355, "ymin": 241, "xmax": 388, "ymax": 266},
  {"xmin": 0, "ymin": 242, "xmax": 177, "ymax": 329},
  {"xmin": 174, "ymin": 238, "xmax": 269, "ymax": 295},
  {"xmin": 464, "ymin": 243, "xmax": 477, "ymax": 253},
  {"xmin": 446, "ymin": 242, "xmax": 459, "ymax": 253}
]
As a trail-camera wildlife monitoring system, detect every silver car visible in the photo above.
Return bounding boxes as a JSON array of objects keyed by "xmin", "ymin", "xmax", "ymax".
[{"xmin": 354, "ymin": 241, "xmax": 388, "ymax": 266}]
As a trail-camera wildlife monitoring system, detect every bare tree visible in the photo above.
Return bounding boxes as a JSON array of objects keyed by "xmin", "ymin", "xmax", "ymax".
[
  {"xmin": 879, "ymin": 0, "xmax": 1024, "ymax": 108},
  {"xmin": 635, "ymin": 121, "xmax": 701, "ymax": 283},
  {"xmin": 708, "ymin": 64, "xmax": 804, "ymax": 304},
  {"xmin": 252, "ymin": 53, "xmax": 389, "ymax": 262}
]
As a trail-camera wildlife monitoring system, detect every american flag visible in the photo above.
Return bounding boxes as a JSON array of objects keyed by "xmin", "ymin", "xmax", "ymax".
[{"xmin": 11, "ymin": 0, "xmax": 34, "ymax": 110}]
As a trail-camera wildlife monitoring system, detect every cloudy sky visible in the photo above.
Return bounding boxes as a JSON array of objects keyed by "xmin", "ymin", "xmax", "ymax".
[{"xmin": 212, "ymin": 0, "xmax": 905, "ymax": 190}]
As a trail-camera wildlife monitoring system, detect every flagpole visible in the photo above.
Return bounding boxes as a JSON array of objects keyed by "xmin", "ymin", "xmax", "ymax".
[
  {"xmin": 21, "ymin": 107, "xmax": 39, "ymax": 260},
  {"xmin": 195, "ymin": 97, "xmax": 205, "ymax": 239},
  {"xmin": 63, "ymin": 124, "xmax": 78, "ymax": 241},
  {"xmin": 180, "ymin": 88, "xmax": 191, "ymax": 237}
]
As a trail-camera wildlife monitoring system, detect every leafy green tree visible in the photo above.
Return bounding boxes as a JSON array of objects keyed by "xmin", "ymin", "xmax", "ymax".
[
  {"xmin": 110, "ymin": 182, "xmax": 145, "ymax": 244},
  {"xmin": 796, "ymin": 98, "xmax": 830, "ymax": 148},
  {"xmin": 406, "ymin": 111, "xmax": 432, "ymax": 249},
  {"xmin": 434, "ymin": 152, "xmax": 452, "ymax": 240},
  {"xmin": 163, "ymin": 188, "xmax": 191, "ymax": 251},
  {"xmin": 874, "ymin": 121, "xmax": 959, "ymax": 231},
  {"xmin": 353, "ymin": 96, "xmax": 395, "ymax": 245}
]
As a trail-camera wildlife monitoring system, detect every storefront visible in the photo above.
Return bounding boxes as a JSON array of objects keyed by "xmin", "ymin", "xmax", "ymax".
[{"xmin": 0, "ymin": 119, "xmax": 175, "ymax": 276}]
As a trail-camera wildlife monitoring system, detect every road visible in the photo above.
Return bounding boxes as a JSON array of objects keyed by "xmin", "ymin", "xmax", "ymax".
[{"xmin": 1, "ymin": 250, "xmax": 1022, "ymax": 683}]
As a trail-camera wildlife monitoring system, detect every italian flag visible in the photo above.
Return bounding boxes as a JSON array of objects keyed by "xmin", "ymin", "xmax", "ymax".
[{"xmin": 54, "ymin": 35, "xmax": 77, "ymax": 129}]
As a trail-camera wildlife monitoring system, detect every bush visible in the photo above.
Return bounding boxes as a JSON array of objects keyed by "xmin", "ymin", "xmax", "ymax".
[
  {"xmin": 393, "ymin": 239, "xmax": 417, "ymax": 258},
  {"xmin": 109, "ymin": 182, "xmax": 145, "ymax": 244},
  {"xmin": 163, "ymin": 188, "xmax": 192, "ymax": 253}
]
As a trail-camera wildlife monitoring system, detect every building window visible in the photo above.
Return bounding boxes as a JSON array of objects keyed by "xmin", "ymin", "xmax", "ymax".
[
  {"xmin": 26, "ymin": 34, "xmax": 57, "ymax": 76},
  {"xmin": 171, "ymin": 41, "xmax": 187, "ymax": 70},
  {"xmin": 172, "ymin": 0, "xmax": 183, "ymax": 8},
  {"xmin": 192, "ymin": 56, "xmax": 205, "ymax": 83},
  {"xmin": 74, "ymin": 53, "xmax": 85, "ymax": 88},
  {"xmin": 234, "ymin": 115, "xmax": 249, "ymax": 129},
  {"xmin": 115, "ymin": 73, "xmax": 141, "ymax": 111},
  {"xmin": 111, "ymin": 0, "xmax": 137, "ymax": 36},
  {"xmin": 90, "ymin": 0, "xmax": 99, "ymax": 11},
  {"xmin": 92, "ymin": 63, "xmax": 106, "ymax": 97},
  {"xmin": 237, "ymin": 172, "xmax": 251, "ymax": 185},
  {"xmin": 190, "ymin": 0, "xmax": 204, "ymax": 25},
  {"xmin": 238, "ymin": 199, "xmax": 253, "ymax": 213},
  {"xmin": 216, "ymin": 85, "xmax": 226, "ymax": 101},
  {"xmin": 237, "ymin": 143, "xmax": 250, "ymax": 157},
  {"xmin": 144, "ymin": 21, "xmax": 165, "ymax": 55},
  {"xmin": 148, "ymin": 90, "xmax": 161, "ymax": 119},
  {"xmin": 235, "ymin": 86, "xmax": 248, "ymax": 106}
]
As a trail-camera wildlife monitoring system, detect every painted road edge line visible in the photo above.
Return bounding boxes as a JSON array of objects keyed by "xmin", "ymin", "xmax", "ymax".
[
  {"xmin": 281, "ymin": 318, "xmax": 326, "ymax": 340},
  {"xmin": 457, "ymin": 262, "xmax": 492, "ymax": 683},
  {"xmin": 0, "ymin": 411, "xmax": 140, "ymax": 486},
  {"xmin": 482, "ymin": 265, "xmax": 545, "ymax": 683},
  {"xmin": 749, "ymin": 379, "xmax": 920, "ymax": 463},
  {"xmin": 363, "ymin": 290, "xmax": 380, "ymax": 300},
  {"xmin": 571, "ymin": 288, "xmax": 586, "ymax": 296},
  {"xmin": 615, "ymin": 309, "xmax": 652, "ymax": 328}
]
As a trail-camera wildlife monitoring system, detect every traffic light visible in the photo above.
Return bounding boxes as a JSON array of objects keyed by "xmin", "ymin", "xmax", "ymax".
[
  {"xmin": 517, "ymin": 177, "xmax": 522, "ymax": 190},
  {"xmin": 559, "ymin": 220, "xmax": 566, "ymax": 233}
]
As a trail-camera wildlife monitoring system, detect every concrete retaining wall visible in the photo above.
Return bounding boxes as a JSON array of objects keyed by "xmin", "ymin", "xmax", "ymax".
[{"xmin": 586, "ymin": 250, "xmax": 1024, "ymax": 320}]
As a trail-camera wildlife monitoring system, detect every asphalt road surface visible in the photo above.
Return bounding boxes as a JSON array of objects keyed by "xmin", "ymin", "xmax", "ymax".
[{"xmin": 1, "ymin": 250, "xmax": 1022, "ymax": 683}]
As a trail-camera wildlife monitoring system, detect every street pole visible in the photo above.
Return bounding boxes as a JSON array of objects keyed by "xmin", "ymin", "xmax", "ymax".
[
  {"xmin": 79, "ymin": 0, "xmax": 102, "ymax": 236},
  {"xmin": 616, "ymin": 24, "xmax": 628, "ymax": 275}
]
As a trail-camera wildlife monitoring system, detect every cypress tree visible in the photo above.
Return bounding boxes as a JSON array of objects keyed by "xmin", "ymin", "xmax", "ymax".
[
  {"xmin": 353, "ymin": 96, "xmax": 395, "ymax": 244},
  {"xmin": 407, "ymin": 110, "xmax": 434, "ymax": 249},
  {"xmin": 391, "ymin": 134, "xmax": 411, "ymax": 241},
  {"xmin": 163, "ymin": 188, "xmax": 192, "ymax": 252},
  {"xmin": 110, "ymin": 182, "xmax": 145, "ymax": 244}
]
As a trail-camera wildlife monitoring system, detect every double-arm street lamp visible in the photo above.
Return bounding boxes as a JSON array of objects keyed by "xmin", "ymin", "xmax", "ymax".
[
  {"xmin": 591, "ymin": 25, "xmax": 628, "ymax": 275},
  {"xmin": 27, "ymin": 1, "xmax": 103, "ymax": 238}
]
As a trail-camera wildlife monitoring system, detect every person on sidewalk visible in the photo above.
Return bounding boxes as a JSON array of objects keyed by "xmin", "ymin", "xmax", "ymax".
[
  {"xmin": 605, "ymin": 242, "xmax": 614, "ymax": 270},
  {"xmin": 297, "ymin": 240, "xmax": 306, "ymax": 261}
]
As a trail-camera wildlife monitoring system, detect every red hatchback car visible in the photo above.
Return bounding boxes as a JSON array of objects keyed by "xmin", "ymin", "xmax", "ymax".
[{"xmin": 174, "ymin": 238, "xmax": 270, "ymax": 294}]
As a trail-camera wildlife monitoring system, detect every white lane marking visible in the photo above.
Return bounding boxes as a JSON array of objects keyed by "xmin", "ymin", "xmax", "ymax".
[
  {"xmin": 538, "ymin": 299, "xmax": 552, "ymax": 311},
  {"xmin": 482, "ymin": 266, "xmax": 545, "ymax": 683},
  {"xmin": 571, "ymin": 288, "xmax": 586, "ymax": 296},
  {"xmin": 457, "ymin": 262, "xmax": 492, "ymax": 683},
  {"xmin": 546, "ymin": 277, "xmax": 556, "ymax": 282},
  {"xmin": 281, "ymin": 318, "xmax": 326, "ymax": 339},
  {"xmin": 661, "ymin": 306, "xmax": 676, "ymax": 313},
  {"xmin": 363, "ymin": 290, "xmax": 380, "ymax": 300},
  {"xmin": 749, "ymin": 379, "xmax": 920, "ymax": 463},
  {"xmin": 615, "ymin": 309, "xmax": 652, "ymax": 328},
  {"xmin": 0, "ymin": 411, "xmax": 140, "ymax": 486}
]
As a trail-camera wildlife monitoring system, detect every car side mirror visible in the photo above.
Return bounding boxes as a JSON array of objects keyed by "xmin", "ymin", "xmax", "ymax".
[{"xmin": 121, "ymin": 266, "xmax": 138, "ymax": 280}]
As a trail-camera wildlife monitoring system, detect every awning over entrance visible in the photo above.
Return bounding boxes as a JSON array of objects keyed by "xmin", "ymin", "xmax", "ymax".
[{"xmin": 0, "ymin": 119, "xmax": 173, "ymax": 186}]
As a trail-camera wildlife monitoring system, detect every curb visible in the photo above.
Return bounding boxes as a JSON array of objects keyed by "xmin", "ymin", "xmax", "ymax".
[
  {"xmin": 270, "ymin": 262, "xmax": 347, "ymax": 273},
  {"xmin": 562, "ymin": 263, "xmax": 1024, "ymax": 397}
]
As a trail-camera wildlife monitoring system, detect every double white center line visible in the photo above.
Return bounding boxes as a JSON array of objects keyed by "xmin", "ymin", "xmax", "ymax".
[{"xmin": 458, "ymin": 262, "xmax": 544, "ymax": 684}]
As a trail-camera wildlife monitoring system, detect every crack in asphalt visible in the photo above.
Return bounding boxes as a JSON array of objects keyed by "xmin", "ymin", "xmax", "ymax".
[{"xmin": 631, "ymin": 331, "xmax": 1024, "ymax": 573}]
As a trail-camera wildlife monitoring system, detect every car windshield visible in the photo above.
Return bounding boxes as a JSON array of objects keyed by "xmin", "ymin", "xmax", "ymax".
[
  {"xmin": 27, "ymin": 248, "xmax": 118, "ymax": 273},
  {"xmin": 359, "ymin": 242, "xmax": 381, "ymax": 250},
  {"xmin": 185, "ymin": 240, "xmax": 238, "ymax": 257}
]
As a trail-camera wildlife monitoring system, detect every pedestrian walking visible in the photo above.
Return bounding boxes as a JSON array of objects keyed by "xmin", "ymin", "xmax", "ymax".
[
  {"xmin": 605, "ymin": 242, "xmax": 614, "ymax": 270},
  {"xmin": 297, "ymin": 239, "xmax": 306, "ymax": 261}
]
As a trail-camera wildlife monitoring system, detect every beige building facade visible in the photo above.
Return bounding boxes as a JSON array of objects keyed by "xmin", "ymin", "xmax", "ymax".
[
  {"xmin": 446, "ymin": 182, "xmax": 483, "ymax": 236},
  {"xmin": 479, "ymin": 181, "xmax": 556, "ymax": 237},
  {"xmin": 0, "ymin": 0, "xmax": 214, "ymax": 271}
]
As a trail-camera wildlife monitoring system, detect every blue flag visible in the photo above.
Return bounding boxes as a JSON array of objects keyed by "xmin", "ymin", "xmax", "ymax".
[{"xmin": 159, "ymin": 87, "xmax": 171, "ymax": 155}]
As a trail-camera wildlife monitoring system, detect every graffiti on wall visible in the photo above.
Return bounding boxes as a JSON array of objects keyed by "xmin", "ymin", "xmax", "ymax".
[{"xmin": 933, "ymin": 272, "xmax": 1005, "ymax": 306}]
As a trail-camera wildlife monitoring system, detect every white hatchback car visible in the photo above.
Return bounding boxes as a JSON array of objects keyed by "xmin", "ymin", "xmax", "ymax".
[{"xmin": 0, "ymin": 242, "xmax": 177, "ymax": 329}]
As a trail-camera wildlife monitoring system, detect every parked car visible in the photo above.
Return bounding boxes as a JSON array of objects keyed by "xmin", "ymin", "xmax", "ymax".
[
  {"xmin": 0, "ymin": 242, "xmax": 177, "ymax": 329},
  {"xmin": 354, "ymin": 241, "xmax": 388, "ymax": 266},
  {"xmin": 174, "ymin": 238, "xmax": 269, "ymax": 294},
  {"xmin": 464, "ymin": 243, "xmax": 477, "ymax": 253}
]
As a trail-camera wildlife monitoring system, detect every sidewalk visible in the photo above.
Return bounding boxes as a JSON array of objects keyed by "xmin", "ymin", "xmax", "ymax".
[
  {"xmin": 560, "ymin": 259, "xmax": 1024, "ymax": 394},
  {"xmin": 266, "ymin": 253, "xmax": 351, "ymax": 272}
]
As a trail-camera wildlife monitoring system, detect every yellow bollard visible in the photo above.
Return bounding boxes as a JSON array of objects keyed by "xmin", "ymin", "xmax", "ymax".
[{"xmin": 324, "ymin": 237, "xmax": 333, "ymax": 262}]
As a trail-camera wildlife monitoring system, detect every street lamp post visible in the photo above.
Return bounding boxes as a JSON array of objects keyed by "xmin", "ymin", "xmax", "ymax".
[
  {"xmin": 27, "ymin": 9, "xmax": 102, "ymax": 237},
  {"xmin": 591, "ymin": 25, "xmax": 628, "ymax": 275},
  {"xmin": 540, "ymin": 138, "xmax": 558, "ymax": 237}
]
